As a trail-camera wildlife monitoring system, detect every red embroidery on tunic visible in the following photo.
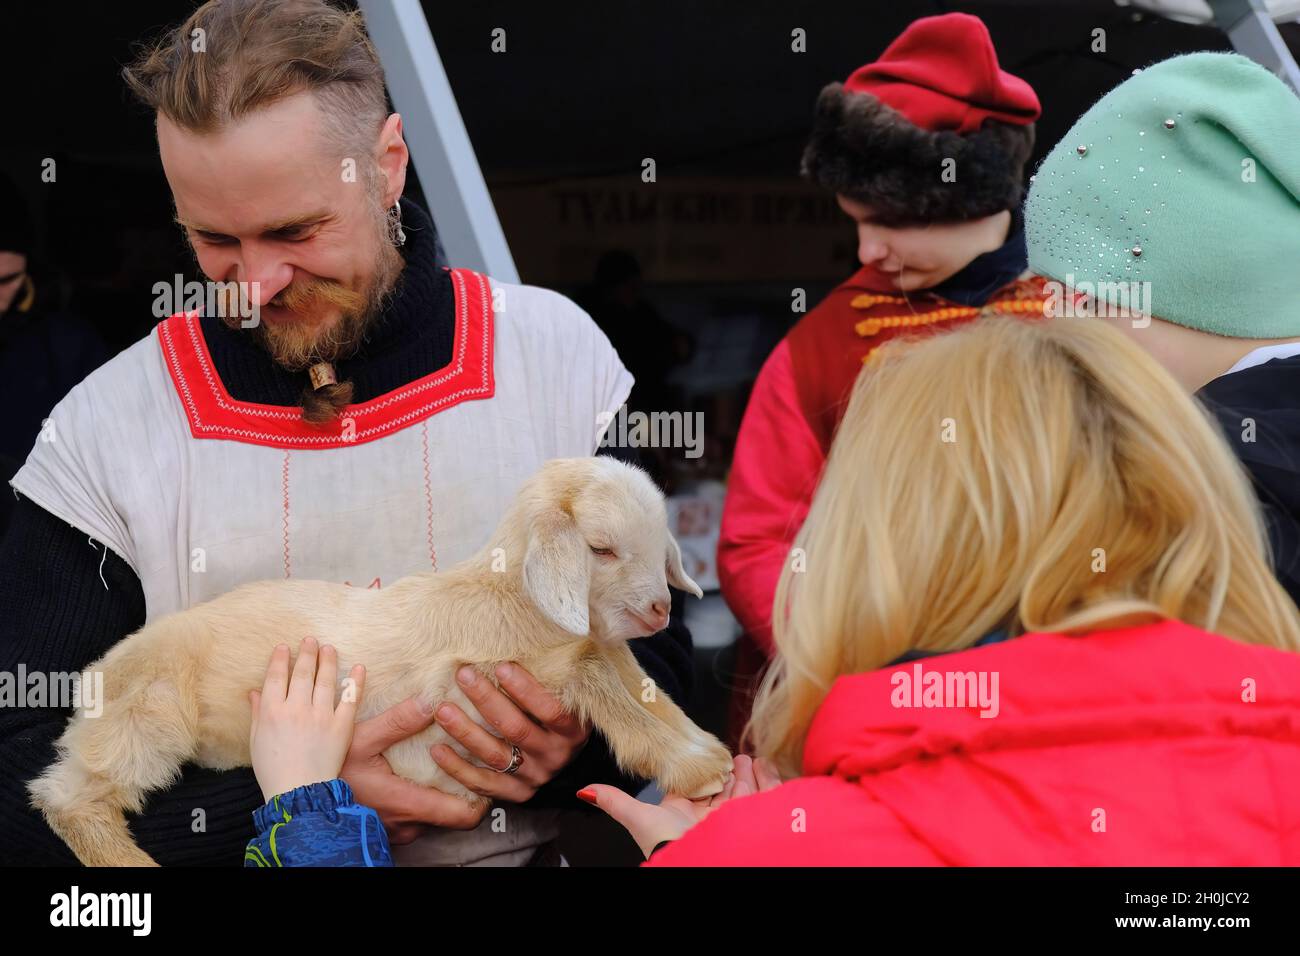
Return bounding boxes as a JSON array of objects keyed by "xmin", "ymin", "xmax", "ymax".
[
  {"xmin": 281, "ymin": 451, "xmax": 291, "ymax": 579},
  {"xmin": 157, "ymin": 268, "xmax": 496, "ymax": 449},
  {"xmin": 421, "ymin": 420, "xmax": 438, "ymax": 571}
]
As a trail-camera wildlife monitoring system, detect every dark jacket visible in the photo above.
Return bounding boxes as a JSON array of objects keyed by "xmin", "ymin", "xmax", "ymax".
[{"xmin": 1198, "ymin": 355, "xmax": 1300, "ymax": 606}]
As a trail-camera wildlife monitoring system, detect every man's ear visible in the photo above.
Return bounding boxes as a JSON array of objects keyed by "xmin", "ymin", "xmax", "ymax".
[
  {"xmin": 376, "ymin": 112, "xmax": 409, "ymax": 207},
  {"xmin": 666, "ymin": 534, "xmax": 703, "ymax": 598},
  {"xmin": 522, "ymin": 509, "xmax": 591, "ymax": 635}
]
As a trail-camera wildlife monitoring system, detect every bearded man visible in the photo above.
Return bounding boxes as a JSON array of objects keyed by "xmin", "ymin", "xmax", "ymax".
[{"xmin": 0, "ymin": 0, "xmax": 693, "ymax": 866}]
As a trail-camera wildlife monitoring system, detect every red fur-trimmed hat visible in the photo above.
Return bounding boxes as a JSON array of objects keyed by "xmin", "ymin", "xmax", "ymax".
[{"xmin": 801, "ymin": 13, "xmax": 1041, "ymax": 224}]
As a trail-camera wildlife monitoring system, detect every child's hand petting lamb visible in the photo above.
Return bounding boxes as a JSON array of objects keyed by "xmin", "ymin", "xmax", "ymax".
[
  {"xmin": 249, "ymin": 638, "xmax": 364, "ymax": 804},
  {"xmin": 30, "ymin": 457, "xmax": 733, "ymax": 867},
  {"xmin": 245, "ymin": 637, "xmax": 393, "ymax": 867}
]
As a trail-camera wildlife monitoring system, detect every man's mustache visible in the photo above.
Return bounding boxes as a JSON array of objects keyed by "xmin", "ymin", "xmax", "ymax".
[
  {"xmin": 269, "ymin": 277, "xmax": 366, "ymax": 314},
  {"xmin": 216, "ymin": 277, "xmax": 366, "ymax": 317}
]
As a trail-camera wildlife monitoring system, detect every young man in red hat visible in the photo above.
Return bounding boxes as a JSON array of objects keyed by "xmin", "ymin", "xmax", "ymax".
[{"xmin": 718, "ymin": 13, "xmax": 1049, "ymax": 737}]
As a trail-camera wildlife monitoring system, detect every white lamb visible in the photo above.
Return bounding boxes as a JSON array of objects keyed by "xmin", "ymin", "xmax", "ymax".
[{"xmin": 29, "ymin": 456, "xmax": 734, "ymax": 866}]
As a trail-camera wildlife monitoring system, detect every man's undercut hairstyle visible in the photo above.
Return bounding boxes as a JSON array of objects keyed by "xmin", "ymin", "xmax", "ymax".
[{"xmin": 122, "ymin": 0, "xmax": 389, "ymax": 167}]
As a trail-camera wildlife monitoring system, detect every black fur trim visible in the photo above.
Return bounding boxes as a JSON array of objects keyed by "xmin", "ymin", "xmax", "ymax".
[{"xmin": 801, "ymin": 82, "xmax": 1035, "ymax": 224}]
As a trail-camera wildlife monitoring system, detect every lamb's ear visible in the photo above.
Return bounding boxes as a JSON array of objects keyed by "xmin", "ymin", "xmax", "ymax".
[
  {"xmin": 667, "ymin": 534, "xmax": 703, "ymax": 598},
  {"xmin": 522, "ymin": 509, "xmax": 591, "ymax": 636}
]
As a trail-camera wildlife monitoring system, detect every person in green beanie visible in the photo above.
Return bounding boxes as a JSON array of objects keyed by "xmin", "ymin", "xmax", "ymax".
[{"xmin": 1024, "ymin": 51, "xmax": 1300, "ymax": 606}]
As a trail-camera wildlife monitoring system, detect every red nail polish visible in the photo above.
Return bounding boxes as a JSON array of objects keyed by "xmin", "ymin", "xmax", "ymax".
[{"xmin": 576, "ymin": 787, "xmax": 598, "ymax": 805}]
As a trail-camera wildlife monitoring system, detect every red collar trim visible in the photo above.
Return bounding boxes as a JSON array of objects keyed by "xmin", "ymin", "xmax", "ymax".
[{"xmin": 157, "ymin": 267, "xmax": 495, "ymax": 449}]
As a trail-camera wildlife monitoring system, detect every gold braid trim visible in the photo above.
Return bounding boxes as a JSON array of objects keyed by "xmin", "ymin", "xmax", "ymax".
[{"xmin": 852, "ymin": 284, "xmax": 1048, "ymax": 339}]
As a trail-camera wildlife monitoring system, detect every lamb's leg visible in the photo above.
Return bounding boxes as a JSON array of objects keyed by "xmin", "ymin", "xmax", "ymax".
[
  {"xmin": 571, "ymin": 644, "xmax": 732, "ymax": 798},
  {"xmin": 28, "ymin": 626, "xmax": 203, "ymax": 867}
]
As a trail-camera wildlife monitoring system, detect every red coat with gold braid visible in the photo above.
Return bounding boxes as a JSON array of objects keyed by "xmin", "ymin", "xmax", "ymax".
[{"xmin": 718, "ymin": 268, "xmax": 1051, "ymax": 666}]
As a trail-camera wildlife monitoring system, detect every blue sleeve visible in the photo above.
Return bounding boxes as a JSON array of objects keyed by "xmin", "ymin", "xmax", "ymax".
[{"xmin": 244, "ymin": 779, "xmax": 393, "ymax": 867}]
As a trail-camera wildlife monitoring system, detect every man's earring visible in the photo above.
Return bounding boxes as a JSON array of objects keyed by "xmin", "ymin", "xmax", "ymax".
[
  {"xmin": 392, "ymin": 201, "xmax": 406, "ymax": 247},
  {"xmin": 15, "ymin": 274, "xmax": 35, "ymax": 313}
]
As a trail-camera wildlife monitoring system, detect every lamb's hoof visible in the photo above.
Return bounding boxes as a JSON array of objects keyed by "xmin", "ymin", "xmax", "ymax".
[
  {"xmin": 662, "ymin": 735, "xmax": 733, "ymax": 799},
  {"xmin": 683, "ymin": 775, "xmax": 729, "ymax": 800}
]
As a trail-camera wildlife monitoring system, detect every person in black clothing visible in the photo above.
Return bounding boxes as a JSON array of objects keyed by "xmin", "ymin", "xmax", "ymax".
[
  {"xmin": 0, "ymin": 0, "xmax": 694, "ymax": 866},
  {"xmin": 577, "ymin": 251, "xmax": 696, "ymax": 492},
  {"xmin": 578, "ymin": 251, "xmax": 693, "ymax": 416},
  {"xmin": 0, "ymin": 172, "xmax": 109, "ymax": 535}
]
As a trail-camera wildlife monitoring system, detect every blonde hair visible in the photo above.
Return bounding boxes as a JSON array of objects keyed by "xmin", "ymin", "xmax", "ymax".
[
  {"xmin": 122, "ymin": 0, "xmax": 387, "ymax": 165},
  {"xmin": 749, "ymin": 316, "xmax": 1300, "ymax": 777}
]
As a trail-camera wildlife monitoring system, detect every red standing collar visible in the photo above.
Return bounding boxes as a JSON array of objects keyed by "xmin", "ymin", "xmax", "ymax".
[{"xmin": 158, "ymin": 267, "xmax": 495, "ymax": 449}]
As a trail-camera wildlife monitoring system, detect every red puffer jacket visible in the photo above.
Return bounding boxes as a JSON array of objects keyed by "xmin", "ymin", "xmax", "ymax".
[{"xmin": 648, "ymin": 619, "xmax": 1300, "ymax": 866}]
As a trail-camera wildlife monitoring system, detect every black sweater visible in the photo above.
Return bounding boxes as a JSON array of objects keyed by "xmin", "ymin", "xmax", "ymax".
[{"xmin": 0, "ymin": 198, "xmax": 693, "ymax": 865}]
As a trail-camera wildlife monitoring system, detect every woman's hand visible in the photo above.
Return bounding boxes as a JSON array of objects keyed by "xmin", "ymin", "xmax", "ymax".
[
  {"xmin": 249, "ymin": 636, "xmax": 365, "ymax": 803},
  {"xmin": 580, "ymin": 754, "xmax": 783, "ymax": 858}
]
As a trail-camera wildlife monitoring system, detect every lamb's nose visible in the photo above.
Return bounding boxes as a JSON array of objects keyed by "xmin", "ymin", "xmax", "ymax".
[{"xmin": 647, "ymin": 600, "xmax": 669, "ymax": 630}]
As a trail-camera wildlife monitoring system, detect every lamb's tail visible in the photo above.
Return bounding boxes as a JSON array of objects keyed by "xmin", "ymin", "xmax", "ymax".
[{"xmin": 29, "ymin": 632, "xmax": 202, "ymax": 867}]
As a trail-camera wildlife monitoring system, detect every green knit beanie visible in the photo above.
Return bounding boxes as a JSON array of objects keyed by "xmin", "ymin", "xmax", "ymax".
[{"xmin": 1025, "ymin": 52, "xmax": 1300, "ymax": 337}]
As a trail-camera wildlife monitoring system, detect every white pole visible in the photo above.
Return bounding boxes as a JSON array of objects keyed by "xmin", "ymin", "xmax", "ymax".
[{"xmin": 357, "ymin": 0, "xmax": 520, "ymax": 281}]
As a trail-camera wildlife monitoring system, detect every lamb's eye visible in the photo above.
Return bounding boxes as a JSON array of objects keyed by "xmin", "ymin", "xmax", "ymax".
[{"xmin": 590, "ymin": 546, "xmax": 614, "ymax": 557}]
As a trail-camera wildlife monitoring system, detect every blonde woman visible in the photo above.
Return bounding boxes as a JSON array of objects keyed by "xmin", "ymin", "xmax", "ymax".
[{"xmin": 583, "ymin": 316, "xmax": 1300, "ymax": 865}]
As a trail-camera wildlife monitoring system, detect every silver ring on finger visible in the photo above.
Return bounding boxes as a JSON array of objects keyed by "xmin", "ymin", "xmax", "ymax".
[{"xmin": 496, "ymin": 744, "xmax": 524, "ymax": 775}]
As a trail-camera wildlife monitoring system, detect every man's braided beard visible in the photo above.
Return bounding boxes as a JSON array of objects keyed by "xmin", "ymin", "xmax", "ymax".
[{"xmin": 217, "ymin": 193, "xmax": 405, "ymax": 371}]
